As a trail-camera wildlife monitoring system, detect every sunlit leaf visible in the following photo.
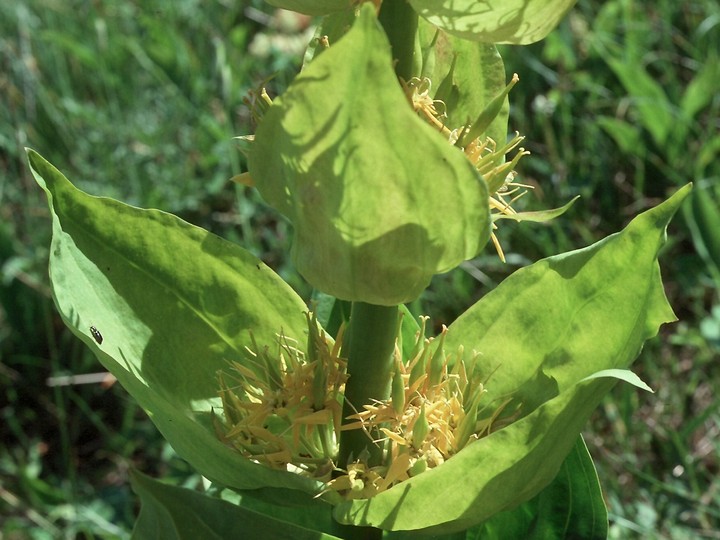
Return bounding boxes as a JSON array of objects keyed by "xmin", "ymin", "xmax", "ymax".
[
  {"xmin": 250, "ymin": 6, "xmax": 490, "ymax": 305},
  {"xmin": 410, "ymin": 0, "xmax": 578, "ymax": 44},
  {"xmin": 333, "ymin": 185, "xmax": 689, "ymax": 532},
  {"xmin": 471, "ymin": 436, "xmax": 608, "ymax": 539},
  {"xmin": 28, "ymin": 149, "xmax": 322, "ymax": 496}
]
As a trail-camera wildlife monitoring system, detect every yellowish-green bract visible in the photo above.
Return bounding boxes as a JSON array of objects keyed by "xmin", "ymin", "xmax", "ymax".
[{"xmin": 249, "ymin": 7, "xmax": 491, "ymax": 305}]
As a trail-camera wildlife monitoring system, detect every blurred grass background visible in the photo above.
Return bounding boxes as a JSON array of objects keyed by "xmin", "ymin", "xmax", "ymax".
[{"xmin": 1, "ymin": 0, "xmax": 718, "ymax": 538}]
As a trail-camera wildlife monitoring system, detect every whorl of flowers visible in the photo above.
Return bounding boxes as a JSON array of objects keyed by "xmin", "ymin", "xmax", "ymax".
[{"xmin": 214, "ymin": 313, "xmax": 512, "ymax": 499}]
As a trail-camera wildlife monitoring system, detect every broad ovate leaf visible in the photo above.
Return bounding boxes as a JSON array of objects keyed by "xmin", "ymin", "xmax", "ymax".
[
  {"xmin": 333, "ymin": 185, "xmax": 689, "ymax": 532},
  {"xmin": 28, "ymin": 150, "xmax": 324, "ymax": 496},
  {"xmin": 410, "ymin": 0, "xmax": 578, "ymax": 44},
  {"xmin": 448, "ymin": 186, "xmax": 688, "ymax": 407},
  {"xmin": 249, "ymin": 5, "xmax": 490, "ymax": 306}
]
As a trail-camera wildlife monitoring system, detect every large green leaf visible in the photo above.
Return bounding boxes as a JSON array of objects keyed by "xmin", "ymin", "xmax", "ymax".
[
  {"xmin": 249, "ymin": 5, "xmax": 490, "ymax": 306},
  {"xmin": 472, "ymin": 436, "xmax": 607, "ymax": 539},
  {"xmin": 28, "ymin": 149, "xmax": 324, "ymax": 496},
  {"xmin": 410, "ymin": 0, "xmax": 578, "ymax": 44},
  {"xmin": 131, "ymin": 471, "xmax": 341, "ymax": 539},
  {"xmin": 447, "ymin": 186, "xmax": 687, "ymax": 408},
  {"xmin": 333, "ymin": 185, "xmax": 689, "ymax": 532},
  {"xmin": 384, "ymin": 436, "xmax": 606, "ymax": 539}
]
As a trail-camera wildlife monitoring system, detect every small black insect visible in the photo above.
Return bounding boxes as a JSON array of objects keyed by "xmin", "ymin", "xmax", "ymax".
[{"xmin": 90, "ymin": 326, "xmax": 103, "ymax": 344}]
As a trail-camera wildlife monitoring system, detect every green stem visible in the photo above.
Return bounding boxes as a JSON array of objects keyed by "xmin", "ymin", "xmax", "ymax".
[
  {"xmin": 334, "ymin": 302, "xmax": 397, "ymax": 540},
  {"xmin": 378, "ymin": 0, "xmax": 418, "ymax": 81},
  {"xmin": 339, "ymin": 302, "xmax": 399, "ymax": 468}
]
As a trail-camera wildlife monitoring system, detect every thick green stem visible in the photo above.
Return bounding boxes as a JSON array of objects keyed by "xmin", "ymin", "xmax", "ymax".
[
  {"xmin": 378, "ymin": 0, "xmax": 418, "ymax": 81},
  {"xmin": 339, "ymin": 302, "xmax": 399, "ymax": 468},
  {"xmin": 334, "ymin": 302, "xmax": 398, "ymax": 540}
]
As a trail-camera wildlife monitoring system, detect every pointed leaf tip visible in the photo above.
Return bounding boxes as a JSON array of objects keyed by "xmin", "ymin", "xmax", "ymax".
[
  {"xmin": 582, "ymin": 369, "xmax": 654, "ymax": 393},
  {"xmin": 30, "ymin": 151, "xmax": 319, "ymax": 496},
  {"xmin": 334, "ymin": 187, "xmax": 686, "ymax": 531}
]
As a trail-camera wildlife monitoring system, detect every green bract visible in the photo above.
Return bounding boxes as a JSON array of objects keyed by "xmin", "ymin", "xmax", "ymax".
[
  {"xmin": 249, "ymin": 7, "xmax": 491, "ymax": 306},
  {"xmin": 417, "ymin": 24, "xmax": 509, "ymax": 146},
  {"xmin": 410, "ymin": 0, "xmax": 579, "ymax": 44},
  {"xmin": 29, "ymin": 146, "xmax": 689, "ymax": 534}
]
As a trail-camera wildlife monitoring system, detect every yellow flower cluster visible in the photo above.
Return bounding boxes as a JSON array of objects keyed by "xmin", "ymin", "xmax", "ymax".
[
  {"xmin": 326, "ymin": 317, "xmax": 511, "ymax": 499},
  {"xmin": 214, "ymin": 314, "xmax": 346, "ymax": 480},
  {"xmin": 215, "ymin": 314, "xmax": 511, "ymax": 500},
  {"xmin": 404, "ymin": 74, "xmax": 532, "ymax": 262}
]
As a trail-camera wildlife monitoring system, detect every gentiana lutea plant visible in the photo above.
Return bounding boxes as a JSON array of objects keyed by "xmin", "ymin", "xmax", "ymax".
[{"xmin": 30, "ymin": 1, "xmax": 690, "ymax": 538}]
